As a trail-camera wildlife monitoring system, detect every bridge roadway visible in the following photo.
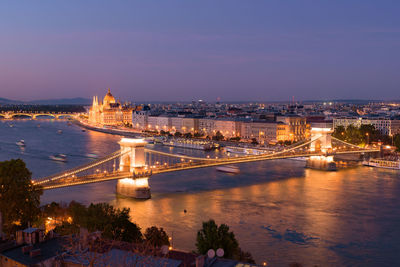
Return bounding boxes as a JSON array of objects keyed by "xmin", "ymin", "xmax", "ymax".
[
  {"xmin": 37, "ymin": 147, "xmax": 380, "ymax": 190},
  {"xmin": 0, "ymin": 112, "xmax": 76, "ymax": 119}
]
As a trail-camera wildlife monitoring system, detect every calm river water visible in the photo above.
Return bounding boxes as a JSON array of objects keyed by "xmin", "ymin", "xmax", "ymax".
[{"xmin": 1, "ymin": 120, "xmax": 399, "ymax": 266}]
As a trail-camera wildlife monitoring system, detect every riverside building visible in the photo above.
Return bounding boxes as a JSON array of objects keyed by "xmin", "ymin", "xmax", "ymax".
[{"xmin": 88, "ymin": 89, "xmax": 134, "ymax": 126}]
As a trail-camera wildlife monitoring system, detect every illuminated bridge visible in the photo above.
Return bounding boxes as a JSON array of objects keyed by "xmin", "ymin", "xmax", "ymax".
[
  {"xmin": 0, "ymin": 111, "xmax": 76, "ymax": 120},
  {"xmin": 32, "ymin": 127, "xmax": 380, "ymax": 199}
]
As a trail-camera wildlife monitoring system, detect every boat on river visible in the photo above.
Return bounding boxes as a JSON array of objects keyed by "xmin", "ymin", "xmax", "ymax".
[
  {"xmin": 363, "ymin": 158, "xmax": 400, "ymax": 170},
  {"xmin": 85, "ymin": 153, "xmax": 98, "ymax": 158},
  {"xmin": 216, "ymin": 165, "xmax": 240, "ymax": 174},
  {"xmin": 16, "ymin": 140, "xmax": 26, "ymax": 147},
  {"xmin": 163, "ymin": 139, "xmax": 215, "ymax": 150},
  {"xmin": 49, "ymin": 154, "xmax": 67, "ymax": 162}
]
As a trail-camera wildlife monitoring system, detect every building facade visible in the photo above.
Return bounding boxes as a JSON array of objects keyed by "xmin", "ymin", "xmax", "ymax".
[
  {"xmin": 333, "ymin": 117, "xmax": 400, "ymax": 136},
  {"xmin": 88, "ymin": 89, "xmax": 133, "ymax": 126},
  {"xmin": 276, "ymin": 115, "xmax": 308, "ymax": 142}
]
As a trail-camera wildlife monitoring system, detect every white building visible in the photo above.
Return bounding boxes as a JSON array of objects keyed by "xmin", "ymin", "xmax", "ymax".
[{"xmin": 333, "ymin": 117, "xmax": 398, "ymax": 136}]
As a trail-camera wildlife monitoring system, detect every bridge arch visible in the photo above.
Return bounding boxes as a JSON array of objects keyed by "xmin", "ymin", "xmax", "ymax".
[
  {"xmin": 33, "ymin": 114, "xmax": 57, "ymax": 119},
  {"xmin": 56, "ymin": 114, "xmax": 74, "ymax": 119},
  {"xmin": 10, "ymin": 113, "xmax": 33, "ymax": 119}
]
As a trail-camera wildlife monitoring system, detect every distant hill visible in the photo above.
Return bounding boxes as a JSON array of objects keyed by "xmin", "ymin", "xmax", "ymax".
[
  {"xmin": 0, "ymin": 97, "xmax": 24, "ymax": 105},
  {"xmin": 301, "ymin": 99, "xmax": 385, "ymax": 104},
  {"xmin": 0, "ymin": 97, "xmax": 91, "ymax": 105},
  {"xmin": 28, "ymin": 97, "xmax": 91, "ymax": 105}
]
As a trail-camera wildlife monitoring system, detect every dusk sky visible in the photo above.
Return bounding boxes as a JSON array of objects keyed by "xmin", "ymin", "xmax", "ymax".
[{"xmin": 1, "ymin": 1, "xmax": 399, "ymax": 102}]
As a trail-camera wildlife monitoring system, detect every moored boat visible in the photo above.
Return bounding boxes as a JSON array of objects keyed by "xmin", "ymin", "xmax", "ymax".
[
  {"xmin": 225, "ymin": 147, "xmax": 247, "ymax": 155},
  {"xmin": 163, "ymin": 139, "xmax": 214, "ymax": 150},
  {"xmin": 363, "ymin": 158, "xmax": 400, "ymax": 170}
]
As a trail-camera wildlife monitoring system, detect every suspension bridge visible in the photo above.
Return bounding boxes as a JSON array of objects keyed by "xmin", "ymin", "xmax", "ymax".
[{"xmin": 33, "ymin": 127, "xmax": 380, "ymax": 199}]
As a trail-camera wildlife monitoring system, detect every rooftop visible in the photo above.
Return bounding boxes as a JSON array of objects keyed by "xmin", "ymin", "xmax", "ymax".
[{"xmin": 1, "ymin": 238, "xmax": 64, "ymax": 266}]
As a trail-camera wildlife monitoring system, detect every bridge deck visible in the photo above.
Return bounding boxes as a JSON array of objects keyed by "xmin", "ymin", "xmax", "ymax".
[{"xmin": 37, "ymin": 148, "xmax": 379, "ymax": 190}]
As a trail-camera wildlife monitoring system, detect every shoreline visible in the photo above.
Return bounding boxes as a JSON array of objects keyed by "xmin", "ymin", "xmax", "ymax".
[{"xmin": 73, "ymin": 120, "xmax": 142, "ymax": 138}]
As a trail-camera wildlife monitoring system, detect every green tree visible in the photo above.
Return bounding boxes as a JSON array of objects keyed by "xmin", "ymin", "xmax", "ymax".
[
  {"xmin": 174, "ymin": 131, "xmax": 182, "ymax": 137},
  {"xmin": 53, "ymin": 221, "xmax": 80, "ymax": 236},
  {"xmin": 0, "ymin": 159, "xmax": 42, "ymax": 235},
  {"xmin": 213, "ymin": 131, "xmax": 224, "ymax": 141},
  {"xmin": 251, "ymin": 138, "xmax": 259, "ymax": 145},
  {"xmin": 237, "ymin": 248, "xmax": 256, "ymax": 264},
  {"xmin": 346, "ymin": 124, "xmax": 362, "ymax": 144},
  {"xmin": 144, "ymin": 226, "xmax": 170, "ymax": 247},
  {"xmin": 68, "ymin": 201, "xmax": 87, "ymax": 226},
  {"xmin": 394, "ymin": 134, "xmax": 400, "ymax": 151},
  {"xmin": 196, "ymin": 220, "xmax": 255, "ymax": 262},
  {"xmin": 183, "ymin": 132, "xmax": 193, "ymax": 138},
  {"xmin": 196, "ymin": 219, "xmax": 239, "ymax": 259},
  {"xmin": 194, "ymin": 132, "xmax": 205, "ymax": 138},
  {"xmin": 85, "ymin": 203, "xmax": 143, "ymax": 242},
  {"xmin": 332, "ymin": 126, "xmax": 346, "ymax": 140},
  {"xmin": 62, "ymin": 202, "xmax": 143, "ymax": 243},
  {"xmin": 359, "ymin": 124, "xmax": 381, "ymax": 144}
]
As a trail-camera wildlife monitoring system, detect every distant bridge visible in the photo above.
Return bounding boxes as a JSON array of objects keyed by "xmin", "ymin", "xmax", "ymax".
[
  {"xmin": 0, "ymin": 112, "xmax": 76, "ymax": 120},
  {"xmin": 33, "ymin": 128, "xmax": 380, "ymax": 199}
]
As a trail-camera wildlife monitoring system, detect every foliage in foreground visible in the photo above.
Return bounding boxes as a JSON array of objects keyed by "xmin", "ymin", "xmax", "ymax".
[
  {"xmin": 0, "ymin": 159, "xmax": 43, "ymax": 235},
  {"xmin": 196, "ymin": 219, "xmax": 255, "ymax": 263}
]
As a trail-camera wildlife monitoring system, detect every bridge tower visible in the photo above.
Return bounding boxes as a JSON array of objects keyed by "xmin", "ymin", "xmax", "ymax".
[
  {"xmin": 307, "ymin": 127, "xmax": 336, "ymax": 171},
  {"xmin": 309, "ymin": 127, "xmax": 333, "ymax": 152},
  {"xmin": 116, "ymin": 138, "xmax": 151, "ymax": 199}
]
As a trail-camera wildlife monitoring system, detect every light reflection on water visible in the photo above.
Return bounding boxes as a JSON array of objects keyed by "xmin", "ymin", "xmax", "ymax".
[{"xmin": 1, "ymin": 120, "xmax": 400, "ymax": 266}]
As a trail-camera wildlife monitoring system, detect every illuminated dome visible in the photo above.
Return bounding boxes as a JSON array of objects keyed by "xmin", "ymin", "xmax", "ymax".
[{"xmin": 103, "ymin": 88, "xmax": 116, "ymax": 105}]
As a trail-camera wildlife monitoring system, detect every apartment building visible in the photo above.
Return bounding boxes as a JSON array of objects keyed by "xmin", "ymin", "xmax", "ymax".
[{"xmin": 333, "ymin": 117, "xmax": 400, "ymax": 136}]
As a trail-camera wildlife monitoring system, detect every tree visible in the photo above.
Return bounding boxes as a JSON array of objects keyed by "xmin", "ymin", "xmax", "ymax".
[
  {"xmin": 85, "ymin": 203, "xmax": 143, "ymax": 243},
  {"xmin": 194, "ymin": 132, "xmax": 205, "ymax": 138},
  {"xmin": 183, "ymin": 132, "xmax": 193, "ymax": 138},
  {"xmin": 237, "ymin": 248, "xmax": 256, "ymax": 264},
  {"xmin": 229, "ymin": 137, "xmax": 241, "ymax": 142},
  {"xmin": 196, "ymin": 220, "xmax": 254, "ymax": 262},
  {"xmin": 346, "ymin": 124, "xmax": 362, "ymax": 144},
  {"xmin": 57, "ymin": 202, "xmax": 143, "ymax": 243},
  {"xmin": 0, "ymin": 159, "xmax": 43, "ymax": 235},
  {"xmin": 174, "ymin": 131, "xmax": 182, "ymax": 137},
  {"xmin": 53, "ymin": 221, "xmax": 80, "ymax": 236},
  {"xmin": 359, "ymin": 124, "xmax": 380, "ymax": 144},
  {"xmin": 283, "ymin": 140, "xmax": 292, "ymax": 146},
  {"xmin": 213, "ymin": 131, "xmax": 224, "ymax": 141},
  {"xmin": 394, "ymin": 134, "xmax": 400, "ymax": 151},
  {"xmin": 196, "ymin": 219, "xmax": 239, "ymax": 259},
  {"xmin": 144, "ymin": 226, "xmax": 170, "ymax": 247},
  {"xmin": 332, "ymin": 126, "xmax": 346, "ymax": 140},
  {"xmin": 251, "ymin": 138, "xmax": 259, "ymax": 145}
]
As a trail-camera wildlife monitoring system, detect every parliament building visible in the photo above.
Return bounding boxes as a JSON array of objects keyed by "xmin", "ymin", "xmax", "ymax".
[{"xmin": 88, "ymin": 89, "xmax": 133, "ymax": 126}]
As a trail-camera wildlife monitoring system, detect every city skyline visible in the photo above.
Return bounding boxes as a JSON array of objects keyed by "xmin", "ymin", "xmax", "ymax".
[{"xmin": 1, "ymin": 1, "xmax": 400, "ymax": 101}]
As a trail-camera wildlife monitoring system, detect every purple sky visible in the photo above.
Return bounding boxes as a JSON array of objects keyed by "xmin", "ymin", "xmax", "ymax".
[{"xmin": 1, "ymin": 1, "xmax": 399, "ymax": 101}]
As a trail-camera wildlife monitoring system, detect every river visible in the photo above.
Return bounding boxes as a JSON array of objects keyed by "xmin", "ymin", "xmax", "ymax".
[{"xmin": 0, "ymin": 119, "xmax": 399, "ymax": 266}]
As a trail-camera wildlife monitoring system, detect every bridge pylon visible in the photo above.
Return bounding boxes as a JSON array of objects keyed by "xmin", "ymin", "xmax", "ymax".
[
  {"xmin": 307, "ymin": 127, "xmax": 337, "ymax": 171},
  {"xmin": 116, "ymin": 138, "xmax": 151, "ymax": 199}
]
